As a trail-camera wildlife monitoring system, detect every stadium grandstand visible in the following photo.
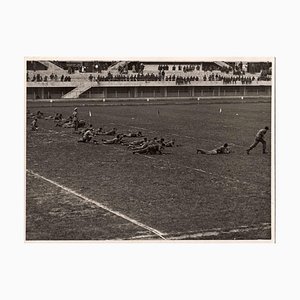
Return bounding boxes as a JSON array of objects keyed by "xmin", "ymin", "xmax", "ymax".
[{"xmin": 26, "ymin": 60, "xmax": 272, "ymax": 100}]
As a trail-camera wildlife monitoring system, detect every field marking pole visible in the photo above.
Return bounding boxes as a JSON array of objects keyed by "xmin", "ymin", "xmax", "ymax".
[{"xmin": 27, "ymin": 169, "xmax": 166, "ymax": 240}]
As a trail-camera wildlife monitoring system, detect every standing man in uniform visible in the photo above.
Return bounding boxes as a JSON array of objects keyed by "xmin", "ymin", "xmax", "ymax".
[
  {"xmin": 72, "ymin": 107, "xmax": 79, "ymax": 131},
  {"xmin": 246, "ymin": 126, "xmax": 269, "ymax": 154}
]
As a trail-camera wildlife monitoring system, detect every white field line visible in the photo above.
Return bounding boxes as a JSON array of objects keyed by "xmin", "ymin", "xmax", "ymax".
[
  {"xmin": 166, "ymin": 223, "xmax": 271, "ymax": 240},
  {"xmin": 27, "ymin": 169, "xmax": 166, "ymax": 240},
  {"xmin": 128, "ymin": 234, "xmax": 158, "ymax": 240},
  {"xmin": 128, "ymin": 223, "xmax": 271, "ymax": 240},
  {"xmin": 27, "ymin": 169, "xmax": 270, "ymax": 241}
]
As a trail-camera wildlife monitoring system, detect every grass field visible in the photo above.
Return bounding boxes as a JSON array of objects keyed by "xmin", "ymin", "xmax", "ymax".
[{"xmin": 26, "ymin": 99, "xmax": 272, "ymax": 240}]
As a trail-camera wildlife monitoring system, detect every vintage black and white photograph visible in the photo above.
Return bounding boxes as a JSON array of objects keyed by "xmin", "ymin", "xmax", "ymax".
[
  {"xmin": 4, "ymin": 0, "xmax": 300, "ymax": 298},
  {"xmin": 25, "ymin": 58, "xmax": 274, "ymax": 241}
]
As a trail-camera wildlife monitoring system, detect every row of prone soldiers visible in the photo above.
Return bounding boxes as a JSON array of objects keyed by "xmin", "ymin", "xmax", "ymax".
[
  {"xmin": 74, "ymin": 124, "xmax": 235, "ymax": 156},
  {"xmin": 76, "ymin": 126, "xmax": 176, "ymax": 155},
  {"xmin": 27, "ymin": 108, "xmax": 175, "ymax": 155},
  {"xmin": 28, "ymin": 107, "xmax": 269, "ymax": 156}
]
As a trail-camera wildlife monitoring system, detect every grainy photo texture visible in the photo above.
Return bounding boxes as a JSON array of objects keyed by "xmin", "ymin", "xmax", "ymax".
[{"xmin": 26, "ymin": 59, "xmax": 274, "ymax": 241}]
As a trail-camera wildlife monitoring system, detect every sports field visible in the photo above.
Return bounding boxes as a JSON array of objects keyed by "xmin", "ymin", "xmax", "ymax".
[{"xmin": 26, "ymin": 99, "xmax": 272, "ymax": 240}]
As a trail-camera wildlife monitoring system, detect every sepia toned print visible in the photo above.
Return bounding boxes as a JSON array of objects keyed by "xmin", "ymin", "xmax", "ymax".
[{"xmin": 26, "ymin": 58, "xmax": 274, "ymax": 241}]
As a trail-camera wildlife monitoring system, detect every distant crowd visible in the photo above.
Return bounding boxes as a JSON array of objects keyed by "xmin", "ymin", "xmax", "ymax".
[
  {"xmin": 87, "ymin": 72, "xmax": 256, "ymax": 85},
  {"xmin": 27, "ymin": 73, "xmax": 72, "ymax": 82},
  {"xmin": 176, "ymin": 74, "xmax": 255, "ymax": 85},
  {"xmin": 158, "ymin": 63, "xmax": 232, "ymax": 73},
  {"xmin": 27, "ymin": 71, "xmax": 257, "ymax": 85},
  {"xmin": 158, "ymin": 64, "xmax": 202, "ymax": 72}
]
